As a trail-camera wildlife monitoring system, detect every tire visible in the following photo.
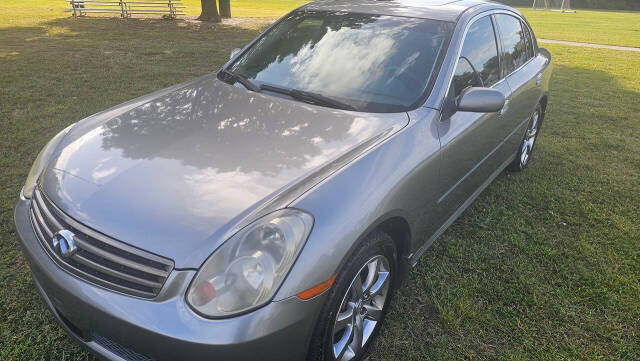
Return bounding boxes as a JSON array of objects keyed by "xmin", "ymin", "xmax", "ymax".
[
  {"xmin": 307, "ymin": 230, "xmax": 397, "ymax": 361},
  {"xmin": 508, "ymin": 103, "xmax": 543, "ymax": 172}
]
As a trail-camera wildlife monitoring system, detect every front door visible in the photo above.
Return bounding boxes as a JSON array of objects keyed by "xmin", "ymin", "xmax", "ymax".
[
  {"xmin": 494, "ymin": 13, "xmax": 546, "ymax": 158},
  {"xmin": 437, "ymin": 15, "xmax": 514, "ymax": 215}
]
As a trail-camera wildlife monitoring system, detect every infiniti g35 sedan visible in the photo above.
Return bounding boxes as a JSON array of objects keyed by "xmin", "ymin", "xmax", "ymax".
[{"xmin": 14, "ymin": 1, "xmax": 551, "ymax": 360}]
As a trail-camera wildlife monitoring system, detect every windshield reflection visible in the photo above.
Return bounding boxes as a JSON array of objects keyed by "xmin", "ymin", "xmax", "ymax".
[{"xmin": 230, "ymin": 11, "xmax": 453, "ymax": 112}]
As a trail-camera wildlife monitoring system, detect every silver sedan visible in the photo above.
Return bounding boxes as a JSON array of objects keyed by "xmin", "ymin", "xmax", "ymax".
[{"xmin": 14, "ymin": 0, "xmax": 552, "ymax": 360}]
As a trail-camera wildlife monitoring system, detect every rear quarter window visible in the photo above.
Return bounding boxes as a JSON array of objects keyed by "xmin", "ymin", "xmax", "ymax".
[{"xmin": 521, "ymin": 21, "xmax": 535, "ymax": 59}]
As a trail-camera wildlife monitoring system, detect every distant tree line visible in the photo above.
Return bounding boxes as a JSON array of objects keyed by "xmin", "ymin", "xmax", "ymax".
[{"xmin": 497, "ymin": 0, "xmax": 640, "ymax": 10}]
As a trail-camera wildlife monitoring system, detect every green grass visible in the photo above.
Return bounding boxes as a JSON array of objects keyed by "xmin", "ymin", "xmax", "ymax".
[
  {"xmin": 1, "ymin": 2, "xmax": 639, "ymax": 361},
  {"xmin": 3, "ymin": 0, "xmax": 639, "ymax": 47},
  {"xmin": 517, "ymin": 8, "xmax": 640, "ymax": 48}
]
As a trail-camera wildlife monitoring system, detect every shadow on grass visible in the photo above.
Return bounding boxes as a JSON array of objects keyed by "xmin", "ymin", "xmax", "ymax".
[
  {"xmin": 1, "ymin": 16, "xmax": 269, "ymax": 121},
  {"xmin": 1, "ymin": 20, "xmax": 640, "ymax": 361}
]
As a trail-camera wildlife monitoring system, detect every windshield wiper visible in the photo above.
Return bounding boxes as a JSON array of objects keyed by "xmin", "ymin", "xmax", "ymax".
[
  {"xmin": 218, "ymin": 71, "xmax": 355, "ymax": 110},
  {"xmin": 261, "ymin": 84, "xmax": 355, "ymax": 111},
  {"xmin": 218, "ymin": 69, "xmax": 261, "ymax": 92}
]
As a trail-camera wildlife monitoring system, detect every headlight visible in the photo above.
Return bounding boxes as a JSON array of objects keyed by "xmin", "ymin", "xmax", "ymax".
[
  {"xmin": 23, "ymin": 124, "xmax": 75, "ymax": 199},
  {"xmin": 186, "ymin": 209, "xmax": 313, "ymax": 318}
]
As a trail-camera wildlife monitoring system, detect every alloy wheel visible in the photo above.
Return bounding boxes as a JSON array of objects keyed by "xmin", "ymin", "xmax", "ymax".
[
  {"xmin": 331, "ymin": 255, "xmax": 391, "ymax": 361},
  {"xmin": 520, "ymin": 109, "xmax": 540, "ymax": 167}
]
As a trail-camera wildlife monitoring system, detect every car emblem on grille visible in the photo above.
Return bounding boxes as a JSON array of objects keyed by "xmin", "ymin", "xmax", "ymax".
[{"xmin": 52, "ymin": 230, "xmax": 77, "ymax": 258}]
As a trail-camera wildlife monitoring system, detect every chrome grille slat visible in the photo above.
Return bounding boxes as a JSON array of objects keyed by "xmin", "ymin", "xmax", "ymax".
[
  {"xmin": 64, "ymin": 259, "xmax": 157, "ymax": 298},
  {"xmin": 29, "ymin": 188, "xmax": 174, "ymax": 298},
  {"xmin": 31, "ymin": 208, "xmax": 49, "ymax": 244},
  {"xmin": 34, "ymin": 190, "xmax": 64, "ymax": 230},
  {"xmin": 72, "ymin": 236, "xmax": 168, "ymax": 277},
  {"xmin": 31, "ymin": 205, "xmax": 53, "ymax": 238},
  {"xmin": 72, "ymin": 253, "xmax": 163, "ymax": 289}
]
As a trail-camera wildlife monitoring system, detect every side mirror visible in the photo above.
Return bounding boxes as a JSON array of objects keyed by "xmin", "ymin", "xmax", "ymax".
[
  {"xmin": 457, "ymin": 87, "xmax": 505, "ymax": 113},
  {"xmin": 230, "ymin": 48, "xmax": 242, "ymax": 60}
]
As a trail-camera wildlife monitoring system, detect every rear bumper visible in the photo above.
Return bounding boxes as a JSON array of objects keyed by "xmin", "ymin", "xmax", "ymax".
[{"xmin": 14, "ymin": 194, "xmax": 323, "ymax": 361}]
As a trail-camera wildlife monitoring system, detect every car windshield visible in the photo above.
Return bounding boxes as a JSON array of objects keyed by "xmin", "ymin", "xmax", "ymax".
[{"xmin": 227, "ymin": 10, "xmax": 453, "ymax": 113}]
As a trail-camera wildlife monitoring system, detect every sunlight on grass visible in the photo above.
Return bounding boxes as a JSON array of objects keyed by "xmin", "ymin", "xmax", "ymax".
[
  {"xmin": 0, "ymin": 0, "xmax": 309, "ymax": 28},
  {"xmin": 518, "ymin": 7, "xmax": 640, "ymax": 48},
  {"xmin": 0, "ymin": 51, "xmax": 20, "ymax": 58},
  {"xmin": 46, "ymin": 25, "xmax": 76, "ymax": 36},
  {"xmin": 2, "ymin": 0, "xmax": 638, "ymax": 49}
]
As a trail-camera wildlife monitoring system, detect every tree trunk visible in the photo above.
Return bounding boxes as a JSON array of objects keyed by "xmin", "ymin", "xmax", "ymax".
[
  {"xmin": 198, "ymin": 0, "xmax": 221, "ymax": 22},
  {"xmin": 219, "ymin": 0, "xmax": 231, "ymax": 18}
]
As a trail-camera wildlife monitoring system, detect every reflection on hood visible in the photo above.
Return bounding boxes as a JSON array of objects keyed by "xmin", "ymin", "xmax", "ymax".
[{"xmin": 43, "ymin": 75, "xmax": 408, "ymax": 266}]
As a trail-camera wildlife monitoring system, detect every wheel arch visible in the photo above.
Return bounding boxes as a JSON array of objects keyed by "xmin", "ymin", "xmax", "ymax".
[
  {"xmin": 324, "ymin": 212, "xmax": 414, "ymax": 293},
  {"xmin": 375, "ymin": 216, "xmax": 412, "ymax": 286}
]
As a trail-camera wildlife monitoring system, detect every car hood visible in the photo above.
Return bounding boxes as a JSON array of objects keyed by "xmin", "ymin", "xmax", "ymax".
[{"xmin": 41, "ymin": 75, "xmax": 408, "ymax": 268}]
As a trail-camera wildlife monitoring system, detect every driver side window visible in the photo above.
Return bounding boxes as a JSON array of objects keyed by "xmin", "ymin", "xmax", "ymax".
[{"xmin": 452, "ymin": 16, "xmax": 500, "ymax": 97}]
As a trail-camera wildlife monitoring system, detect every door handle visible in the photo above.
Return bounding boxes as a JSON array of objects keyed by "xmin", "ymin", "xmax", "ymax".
[
  {"xmin": 500, "ymin": 99, "xmax": 510, "ymax": 116},
  {"xmin": 536, "ymin": 73, "xmax": 543, "ymax": 85}
]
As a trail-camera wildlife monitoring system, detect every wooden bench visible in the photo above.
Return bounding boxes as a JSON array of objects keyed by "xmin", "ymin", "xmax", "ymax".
[{"xmin": 65, "ymin": 0, "xmax": 185, "ymax": 19}]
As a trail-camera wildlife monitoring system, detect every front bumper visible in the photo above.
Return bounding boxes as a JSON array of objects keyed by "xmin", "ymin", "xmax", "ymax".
[{"xmin": 14, "ymin": 195, "xmax": 323, "ymax": 361}]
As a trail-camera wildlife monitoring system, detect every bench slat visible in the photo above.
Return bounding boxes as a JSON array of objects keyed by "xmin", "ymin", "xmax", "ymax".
[
  {"xmin": 66, "ymin": 0, "xmax": 185, "ymax": 18},
  {"xmin": 128, "ymin": 11, "xmax": 185, "ymax": 14},
  {"xmin": 67, "ymin": 8, "xmax": 185, "ymax": 12},
  {"xmin": 66, "ymin": 0, "xmax": 184, "ymax": 2},
  {"xmin": 67, "ymin": 1, "xmax": 184, "ymax": 4},
  {"xmin": 66, "ymin": 9, "xmax": 185, "ymax": 15}
]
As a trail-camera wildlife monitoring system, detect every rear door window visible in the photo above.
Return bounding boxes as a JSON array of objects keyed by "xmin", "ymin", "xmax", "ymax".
[{"xmin": 495, "ymin": 14, "xmax": 530, "ymax": 75}]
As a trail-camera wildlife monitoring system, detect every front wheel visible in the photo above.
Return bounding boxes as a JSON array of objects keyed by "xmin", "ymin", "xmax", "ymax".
[
  {"xmin": 509, "ymin": 103, "xmax": 543, "ymax": 172},
  {"xmin": 308, "ymin": 231, "xmax": 396, "ymax": 361}
]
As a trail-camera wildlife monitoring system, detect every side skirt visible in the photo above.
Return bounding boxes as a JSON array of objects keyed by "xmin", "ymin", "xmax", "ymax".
[{"xmin": 409, "ymin": 152, "xmax": 517, "ymax": 267}]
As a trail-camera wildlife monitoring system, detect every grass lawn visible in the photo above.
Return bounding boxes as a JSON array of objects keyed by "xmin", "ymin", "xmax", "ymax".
[
  {"xmin": 1, "ymin": 2, "xmax": 639, "ymax": 361},
  {"xmin": 518, "ymin": 8, "xmax": 640, "ymax": 48},
  {"xmin": 0, "ymin": 0, "xmax": 309, "ymax": 28},
  {"xmin": 3, "ymin": 0, "xmax": 639, "ymax": 47}
]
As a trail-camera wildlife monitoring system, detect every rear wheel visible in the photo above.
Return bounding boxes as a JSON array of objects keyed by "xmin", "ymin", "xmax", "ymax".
[
  {"xmin": 308, "ymin": 231, "xmax": 396, "ymax": 361},
  {"xmin": 509, "ymin": 103, "xmax": 543, "ymax": 172}
]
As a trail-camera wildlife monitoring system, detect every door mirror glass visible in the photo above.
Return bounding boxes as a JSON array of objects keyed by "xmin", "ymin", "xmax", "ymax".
[
  {"xmin": 457, "ymin": 87, "xmax": 505, "ymax": 113},
  {"xmin": 230, "ymin": 48, "xmax": 241, "ymax": 60}
]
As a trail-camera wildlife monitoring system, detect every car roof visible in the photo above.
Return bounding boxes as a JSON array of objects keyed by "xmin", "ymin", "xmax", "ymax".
[{"xmin": 301, "ymin": 0, "xmax": 502, "ymax": 23}]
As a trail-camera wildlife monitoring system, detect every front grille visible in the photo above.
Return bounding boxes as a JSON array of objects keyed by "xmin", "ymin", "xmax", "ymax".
[
  {"xmin": 29, "ymin": 188, "xmax": 174, "ymax": 298},
  {"xmin": 92, "ymin": 333, "xmax": 155, "ymax": 361}
]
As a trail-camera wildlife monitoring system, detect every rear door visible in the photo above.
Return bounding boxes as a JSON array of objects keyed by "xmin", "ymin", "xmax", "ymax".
[
  {"xmin": 437, "ymin": 15, "xmax": 513, "ymax": 214},
  {"xmin": 494, "ymin": 13, "xmax": 544, "ymax": 157}
]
